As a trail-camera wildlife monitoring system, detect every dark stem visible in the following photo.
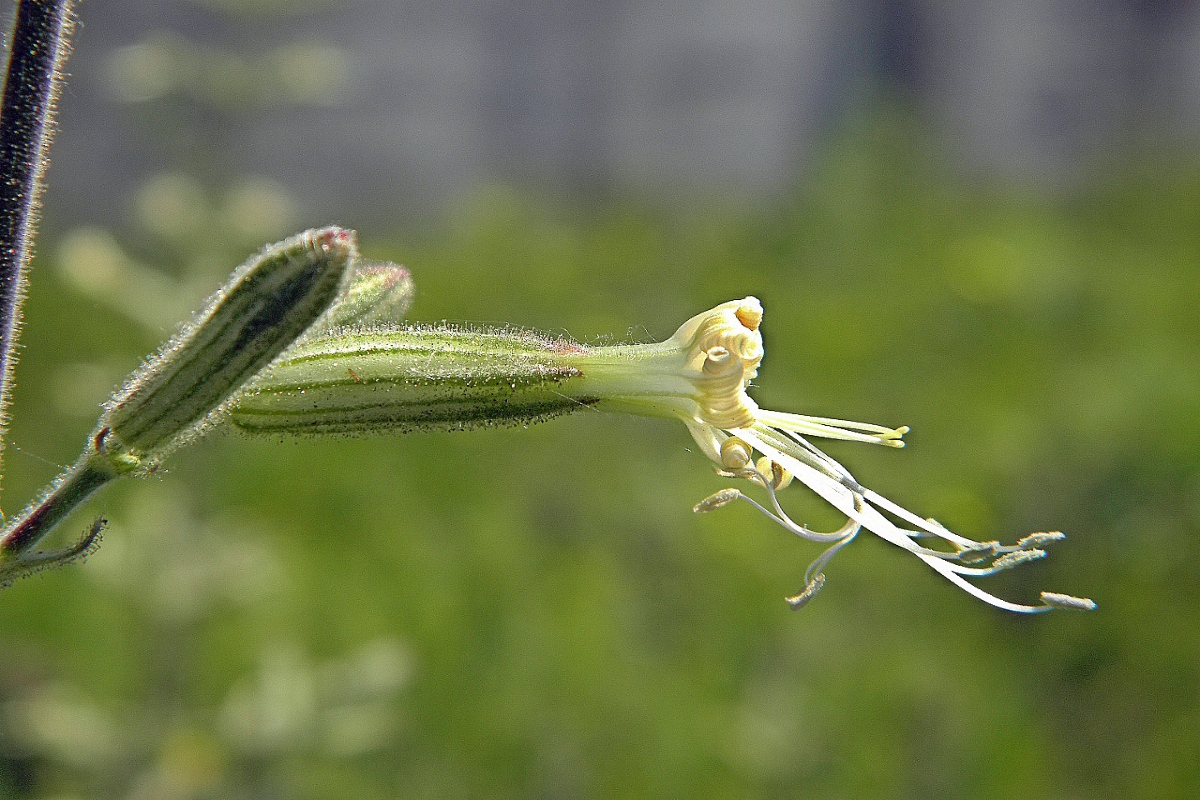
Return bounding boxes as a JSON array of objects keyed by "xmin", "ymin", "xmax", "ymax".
[{"xmin": 0, "ymin": 0, "xmax": 76, "ymax": 469}]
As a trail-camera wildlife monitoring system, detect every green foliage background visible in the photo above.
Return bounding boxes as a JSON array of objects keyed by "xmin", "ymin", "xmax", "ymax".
[{"xmin": 3, "ymin": 112, "xmax": 1200, "ymax": 798}]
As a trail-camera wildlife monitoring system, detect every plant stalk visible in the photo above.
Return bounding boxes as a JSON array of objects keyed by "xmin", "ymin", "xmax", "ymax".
[{"xmin": 0, "ymin": 0, "xmax": 76, "ymax": 474}]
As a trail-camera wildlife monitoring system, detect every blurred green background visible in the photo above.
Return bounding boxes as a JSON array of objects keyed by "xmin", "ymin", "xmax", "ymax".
[{"xmin": 4, "ymin": 2, "xmax": 1200, "ymax": 799}]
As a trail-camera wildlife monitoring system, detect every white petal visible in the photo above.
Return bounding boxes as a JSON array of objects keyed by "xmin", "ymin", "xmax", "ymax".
[
  {"xmin": 861, "ymin": 489, "xmax": 978, "ymax": 549},
  {"xmin": 758, "ymin": 409, "xmax": 905, "ymax": 447},
  {"xmin": 735, "ymin": 428, "xmax": 924, "ymax": 555},
  {"xmin": 916, "ymin": 554, "xmax": 1052, "ymax": 613}
]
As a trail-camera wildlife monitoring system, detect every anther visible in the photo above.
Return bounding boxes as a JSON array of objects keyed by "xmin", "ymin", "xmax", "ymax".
[
  {"xmin": 956, "ymin": 540, "xmax": 1001, "ymax": 564},
  {"xmin": 786, "ymin": 573, "xmax": 825, "ymax": 609},
  {"xmin": 1040, "ymin": 592, "xmax": 1097, "ymax": 611},
  {"xmin": 991, "ymin": 549, "xmax": 1046, "ymax": 571},
  {"xmin": 1018, "ymin": 531, "xmax": 1066, "ymax": 549},
  {"xmin": 693, "ymin": 488, "xmax": 742, "ymax": 513}
]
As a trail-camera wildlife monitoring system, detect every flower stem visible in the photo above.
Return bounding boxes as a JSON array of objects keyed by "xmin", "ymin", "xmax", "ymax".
[{"xmin": 0, "ymin": 432, "xmax": 117, "ymax": 573}]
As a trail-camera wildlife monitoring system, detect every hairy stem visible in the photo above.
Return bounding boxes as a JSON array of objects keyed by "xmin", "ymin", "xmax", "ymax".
[
  {"xmin": 0, "ymin": 445, "xmax": 115, "ymax": 559},
  {"xmin": 0, "ymin": 0, "xmax": 77, "ymax": 475}
]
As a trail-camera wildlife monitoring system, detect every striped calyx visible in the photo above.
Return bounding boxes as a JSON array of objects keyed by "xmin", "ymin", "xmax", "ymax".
[
  {"xmin": 230, "ymin": 326, "xmax": 589, "ymax": 435},
  {"xmin": 101, "ymin": 226, "xmax": 357, "ymax": 465}
]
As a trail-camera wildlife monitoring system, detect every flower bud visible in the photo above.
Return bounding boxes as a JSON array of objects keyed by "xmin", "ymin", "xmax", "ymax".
[
  {"xmin": 319, "ymin": 260, "xmax": 413, "ymax": 330},
  {"xmin": 101, "ymin": 227, "xmax": 357, "ymax": 464}
]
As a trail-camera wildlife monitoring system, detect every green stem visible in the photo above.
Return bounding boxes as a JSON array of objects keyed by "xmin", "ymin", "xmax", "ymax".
[{"xmin": 0, "ymin": 437, "xmax": 116, "ymax": 561}]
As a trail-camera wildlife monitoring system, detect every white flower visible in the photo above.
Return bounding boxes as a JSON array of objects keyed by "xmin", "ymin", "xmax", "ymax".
[
  {"xmin": 229, "ymin": 291, "xmax": 1095, "ymax": 614},
  {"xmin": 571, "ymin": 297, "xmax": 1094, "ymax": 613}
]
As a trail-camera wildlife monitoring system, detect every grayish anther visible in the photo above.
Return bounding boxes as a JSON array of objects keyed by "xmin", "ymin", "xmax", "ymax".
[
  {"xmin": 786, "ymin": 573, "xmax": 826, "ymax": 610},
  {"xmin": 1018, "ymin": 531, "xmax": 1067, "ymax": 549},
  {"xmin": 1040, "ymin": 592, "xmax": 1097, "ymax": 611},
  {"xmin": 693, "ymin": 489, "xmax": 742, "ymax": 513},
  {"xmin": 956, "ymin": 541, "xmax": 1002, "ymax": 564},
  {"xmin": 991, "ymin": 549, "xmax": 1047, "ymax": 572}
]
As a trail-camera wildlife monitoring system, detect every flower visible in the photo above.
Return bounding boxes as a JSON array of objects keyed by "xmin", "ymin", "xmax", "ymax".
[
  {"xmin": 229, "ymin": 293, "xmax": 1094, "ymax": 614},
  {"xmin": 566, "ymin": 297, "xmax": 1094, "ymax": 613}
]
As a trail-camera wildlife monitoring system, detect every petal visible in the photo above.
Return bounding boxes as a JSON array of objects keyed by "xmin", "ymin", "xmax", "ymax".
[
  {"xmin": 757, "ymin": 409, "xmax": 907, "ymax": 447},
  {"xmin": 734, "ymin": 425, "xmax": 1057, "ymax": 614}
]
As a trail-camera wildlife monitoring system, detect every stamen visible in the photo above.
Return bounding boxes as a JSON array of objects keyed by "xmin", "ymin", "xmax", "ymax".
[
  {"xmin": 726, "ymin": 425, "xmax": 1093, "ymax": 613},
  {"xmin": 913, "ymin": 553, "xmax": 1059, "ymax": 613},
  {"xmin": 860, "ymin": 489, "xmax": 979, "ymax": 549},
  {"xmin": 707, "ymin": 467, "xmax": 861, "ymax": 546},
  {"xmin": 803, "ymin": 526, "xmax": 860, "ymax": 584},
  {"xmin": 759, "ymin": 410, "xmax": 908, "ymax": 448},
  {"xmin": 800, "ymin": 416, "xmax": 911, "ymax": 438}
]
